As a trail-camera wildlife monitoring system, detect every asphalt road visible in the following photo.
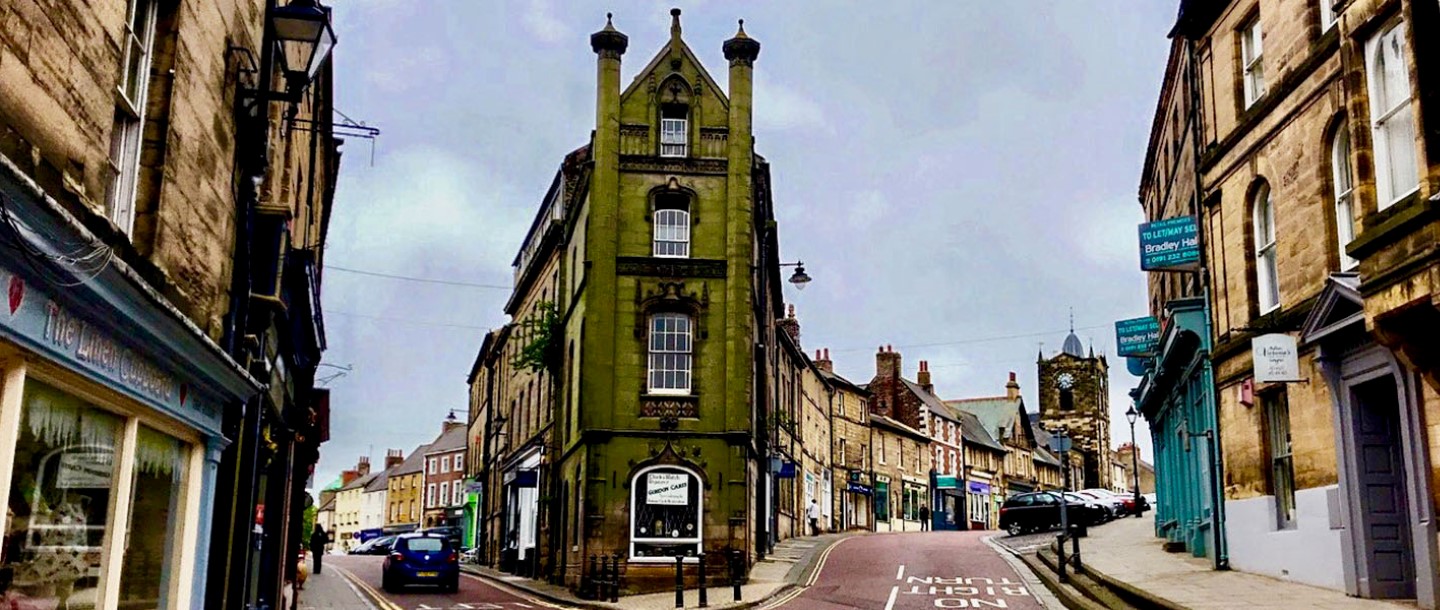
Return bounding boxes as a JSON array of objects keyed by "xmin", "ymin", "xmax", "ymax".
[
  {"xmin": 761, "ymin": 530, "xmax": 1049, "ymax": 610},
  {"xmin": 330, "ymin": 554, "xmax": 557, "ymax": 610}
]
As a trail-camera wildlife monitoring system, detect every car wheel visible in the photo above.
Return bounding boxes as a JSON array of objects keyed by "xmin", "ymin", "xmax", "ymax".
[{"xmin": 1006, "ymin": 522, "xmax": 1024, "ymax": 536}]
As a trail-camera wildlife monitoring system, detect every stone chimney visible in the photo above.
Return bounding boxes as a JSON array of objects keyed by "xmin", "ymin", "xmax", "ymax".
[
  {"xmin": 875, "ymin": 345, "xmax": 901, "ymax": 381},
  {"xmin": 1006, "ymin": 371, "xmax": 1020, "ymax": 401},
  {"xmin": 356, "ymin": 455, "xmax": 371, "ymax": 477},
  {"xmin": 778, "ymin": 304, "xmax": 800, "ymax": 344},
  {"xmin": 917, "ymin": 360, "xmax": 933, "ymax": 394},
  {"xmin": 385, "ymin": 448, "xmax": 404, "ymax": 470},
  {"xmin": 814, "ymin": 349, "xmax": 833, "ymax": 375}
]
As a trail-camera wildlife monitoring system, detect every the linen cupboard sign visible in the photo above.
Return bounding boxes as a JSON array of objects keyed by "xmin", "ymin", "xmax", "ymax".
[
  {"xmin": 646, "ymin": 472, "xmax": 689, "ymax": 505},
  {"xmin": 1139, "ymin": 216, "xmax": 1200, "ymax": 271}
]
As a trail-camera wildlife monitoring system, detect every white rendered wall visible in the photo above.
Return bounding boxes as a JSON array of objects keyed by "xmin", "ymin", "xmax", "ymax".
[{"xmin": 1225, "ymin": 486, "xmax": 1345, "ymax": 591}]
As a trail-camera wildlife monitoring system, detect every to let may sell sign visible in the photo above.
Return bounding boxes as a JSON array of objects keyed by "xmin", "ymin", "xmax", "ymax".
[
  {"xmin": 1139, "ymin": 216, "xmax": 1200, "ymax": 271},
  {"xmin": 1115, "ymin": 316, "xmax": 1161, "ymax": 357},
  {"xmin": 1252, "ymin": 334, "xmax": 1302, "ymax": 383},
  {"xmin": 646, "ymin": 473, "xmax": 689, "ymax": 505}
]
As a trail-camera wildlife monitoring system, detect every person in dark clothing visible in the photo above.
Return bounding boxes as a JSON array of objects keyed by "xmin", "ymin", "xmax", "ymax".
[
  {"xmin": 310, "ymin": 525, "xmax": 330, "ymax": 574},
  {"xmin": 919, "ymin": 505, "xmax": 930, "ymax": 531}
]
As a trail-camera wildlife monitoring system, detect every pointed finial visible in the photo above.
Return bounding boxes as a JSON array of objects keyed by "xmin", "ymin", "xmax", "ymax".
[
  {"xmin": 1069, "ymin": 307, "xmax": 1074, "ymax": 333},
  {"xmin": 723, "ymin": 17, "xmax": 760, "ymax": 63},
  {"xmin": 670, "ymin": 8, "xmax": 682, "ymax": 39}
]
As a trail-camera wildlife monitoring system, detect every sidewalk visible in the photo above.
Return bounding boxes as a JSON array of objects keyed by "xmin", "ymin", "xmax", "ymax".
[
  {"xmin": 1077, "ymin": 514, "xmax": 1414, "ymax": 610},
  {"xmin": 294, "ymin": 556, "xmax": 379, "ymax": 610},
  {"xmin": 461, "ymin": 532, "xmax": 860, "ymax": 610}
]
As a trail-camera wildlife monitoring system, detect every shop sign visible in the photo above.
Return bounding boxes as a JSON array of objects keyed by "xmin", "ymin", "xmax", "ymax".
[
  {"xmin": 503, "ymin": 469, "xmax": 537, "ymax": 487},
  {"xmin": 1139, "ymin": 216, "xmax": 1200, "ymax": 271},
  {"xmin": 934, "ymin": 475, "xmax": 958, "ymax": 489},
  {"xmin": 968, "ymin": 481, "xmax": 991, "ymax": 494},
  {"xmin": 846, "ymin": 482, "xmax": 872, "ymax": 495},
  {"xmin": 1252, "ymin": 334, "xmax": 1302, "ymax": 383},
  {"xmin": 0, "ymin": 266, "xmax": 203, "ymax": 418},
  {"xmin": 646, "ymin": 473, "xmax": 689, "ymax": 506},
  {"xmin": 1115, "ymin": 316, "xmax": 1161, "ymax": 357}
]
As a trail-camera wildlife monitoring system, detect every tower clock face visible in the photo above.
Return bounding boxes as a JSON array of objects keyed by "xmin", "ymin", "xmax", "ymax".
[{"xmin": 1056, "ymin": 373, "xmax": 1076, "ymax": 389}]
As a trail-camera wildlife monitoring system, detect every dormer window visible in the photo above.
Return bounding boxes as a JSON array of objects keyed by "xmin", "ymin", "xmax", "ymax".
[{"xmin": 661, "ymin": 105, "xmax": 688, "ymax": 157}]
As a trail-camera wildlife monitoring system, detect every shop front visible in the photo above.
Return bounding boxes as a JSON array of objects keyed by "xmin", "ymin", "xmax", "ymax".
[
  {"xmin": 500, "ymin": 451, "xmax": 540, "ymax": 575},
  {"xmin": 965, "ymin": 480, "xmax": 993, "ymax": 530},
  {"xmin": 0, "ymin": 163, "xmax": 258, "ymax": 609},
  {"xmin": 929, "ymin": 474, "xmax": 963, "ymax": 531}
]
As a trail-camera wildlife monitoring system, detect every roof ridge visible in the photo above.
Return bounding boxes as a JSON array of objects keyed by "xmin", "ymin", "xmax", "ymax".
[{"xmin": 944, "ymin": 395, "xmax": 1010, "ymax": 404}]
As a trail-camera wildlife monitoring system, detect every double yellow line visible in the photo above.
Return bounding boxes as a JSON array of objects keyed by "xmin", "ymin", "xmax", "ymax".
[
  {"xmin": 335, "ymin": 565, "xmax": 405, "ymax": 610},
  {"xmin": 757, "ymin": 536, "xmax": 853, "ymax": 610}
]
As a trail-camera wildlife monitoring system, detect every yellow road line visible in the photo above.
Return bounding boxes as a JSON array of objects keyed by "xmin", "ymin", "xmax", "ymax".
[
  {"xmin": 335, "ymin": 565, "xmax": 405, "ymax": 610},
  {"xmin": 759, "ymin": 536, "xmax": 855, "ymax": 609},
  {"xmin": 457, "ymin": 570, "xmax": 575, "ymax": 609}
]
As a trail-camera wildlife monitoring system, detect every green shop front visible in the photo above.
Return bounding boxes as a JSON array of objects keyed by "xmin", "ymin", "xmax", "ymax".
[
  {"xmin": 0, "ymin": 160, "xmax": 258, "ymax": 609},
  {"xmin": 1130, "ymin": 297, "xmax": 1227, "ymax": 566}
]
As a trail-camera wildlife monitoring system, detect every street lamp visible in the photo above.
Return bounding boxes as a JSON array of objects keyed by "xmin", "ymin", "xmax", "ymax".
[
  {"xmin": 1126, "ymin": 405, "xmax": 1142, "ymax": 518},
  {"xmin": 779, "ymin": 261, "xmax": 812, "ymax": 291},
  {"xmin": 270, "ymin": 0, "xmax": 337, "ymax": 96}
]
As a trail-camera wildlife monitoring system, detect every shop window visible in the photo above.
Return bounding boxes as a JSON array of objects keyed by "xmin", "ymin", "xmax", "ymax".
[
  {"xmin": 119, "ymin": 426, "xmax": 188, "ymax": 607},
  {"xmin": 3, "ymin": 381, "xmax": 123, "ymax": 609},
  {"xmin": 1366, "ymin": 20, "xmax": 1419, "ymax": 209},
  {"xmin": 874, "ymin": 482, "xmax": 890, "ymax": 521},
  {"xmin": 629, "ymin": 466, "xmax": 701, "ymax": 560},
  {"xmin": 1263, "ymin": 391, "xmax": 1296, "ymax": 529}
]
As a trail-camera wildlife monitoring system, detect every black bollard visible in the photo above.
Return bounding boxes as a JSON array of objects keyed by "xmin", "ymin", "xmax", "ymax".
[
  {"xmin": 674, "ymin": 554, "xmax": 685, "ymax": 608},
  {"xmin": 698, "ymin": 553, "xmax": 708, "ymax": 608},
  {"xmin": 1056, "ymin": 533, "xmax": 1068, "ymax": 583},
  {"xmin": 731, "ymin": 548, "xmax": 742, "ymax": 602},
  {"xmin": 610, "ymin": 554, "xmax": 622, "ymax": 603}
]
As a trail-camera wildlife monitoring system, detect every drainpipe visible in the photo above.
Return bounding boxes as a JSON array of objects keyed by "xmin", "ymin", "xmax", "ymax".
[{"xmin": 1184, "ymin": 36, "xmax": 1229, "ymax": 570}]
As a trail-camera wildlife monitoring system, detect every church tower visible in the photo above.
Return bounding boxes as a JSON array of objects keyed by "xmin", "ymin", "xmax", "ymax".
[{"xmin": 1036, "ymin": 321, "xmax": 1112, "ymax": 490}]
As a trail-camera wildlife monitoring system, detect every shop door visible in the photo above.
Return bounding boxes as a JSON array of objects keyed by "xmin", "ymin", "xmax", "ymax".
[{"xmin": 1351, "ymin": 376, "xmax": 1415, "ymax": 599}]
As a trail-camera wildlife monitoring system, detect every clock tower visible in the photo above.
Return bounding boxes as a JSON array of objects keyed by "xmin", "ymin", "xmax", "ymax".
[{"xmin": 1036, "ymin": 324, "xmax": 1112, "ymax": 490}]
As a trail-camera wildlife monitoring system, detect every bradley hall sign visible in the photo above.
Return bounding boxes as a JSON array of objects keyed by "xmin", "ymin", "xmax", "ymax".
[{"xmin": 1139, "ymin": 216, "xmax": 1200, "ymax": 271}]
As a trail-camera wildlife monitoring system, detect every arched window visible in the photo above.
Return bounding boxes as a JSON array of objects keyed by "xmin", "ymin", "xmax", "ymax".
[
  {"xmin": 1332, "ymin": 126, "xmax": 1357, "ymax": 270},
  {"xmin": 1366, "ymin": 20, "xmax": 1418, "ymax": 209},
  {"xmin": 630, "ymin": 465, "xmax": 702, "ymax": 559},
  {"xmin": 1253, "ymin": 183, "xmax": 1280, "ymax": 312},
  {"xmin": 647, "ymin": 313, "xmax": 693, "ymax": 394},
  {"xmin": 1059, "ymin": 388, "xmax": 1074, "ymax": 411},
  {"xmin": 661, "ymin": 104, "xmax": 689, "ymax": 157},
  {"xmin": 653, "ymin": 209, "xmax": 690, "ymax": 257}
]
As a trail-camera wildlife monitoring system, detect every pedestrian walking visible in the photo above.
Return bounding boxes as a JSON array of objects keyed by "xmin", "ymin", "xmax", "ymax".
[
  {"xmin": 919, "ymin": 505, "xmax": 930, "ymax": 531},
  {"xmin": 310, "ymin": 524, "xmax": 330, "ymax": 574},
  {"xmin": 806, "ymin": 499, "xmax": 821, "ymax": 536}
]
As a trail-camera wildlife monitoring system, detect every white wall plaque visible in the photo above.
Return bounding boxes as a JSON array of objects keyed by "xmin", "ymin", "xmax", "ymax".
[
  {"xmin": 1252, "ymin": 333, "xmax": 1302, "ymax": 383},
  {"xmin": 646, "ymin": 472, "xmax": 689, "ymax": 505}
]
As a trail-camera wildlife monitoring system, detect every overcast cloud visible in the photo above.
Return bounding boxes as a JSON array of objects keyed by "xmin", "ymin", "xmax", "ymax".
[{"xmin": 314, "ymin": 1, "xmax": 1176, "ymax": 490}]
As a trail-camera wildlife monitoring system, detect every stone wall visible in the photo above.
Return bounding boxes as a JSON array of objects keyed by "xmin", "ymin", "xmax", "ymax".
[{"xmin": 1037, "ymin": 352, "xmax": 1112, "ymax": 489}]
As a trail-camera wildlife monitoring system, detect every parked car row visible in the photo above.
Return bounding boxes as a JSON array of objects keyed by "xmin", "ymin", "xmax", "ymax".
[{"xmin": 999, "ymin": 489, "xmax": 1148, "ymax": 536}]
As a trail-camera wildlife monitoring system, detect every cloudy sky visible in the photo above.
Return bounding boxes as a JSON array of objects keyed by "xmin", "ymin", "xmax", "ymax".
[{"xmin": 313, "ymin": 1, "xmax": 1178, "ymax": 490}]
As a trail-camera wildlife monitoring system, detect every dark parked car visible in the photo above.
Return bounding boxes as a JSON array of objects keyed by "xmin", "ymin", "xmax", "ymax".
[
  {"xmin": 382, "ymin": 533, "xmax": 460, "ymax": 592},
  {"xmin": 421, "ymin": 525, "xmax": 463, "ymax": 546},
  {"xmin": 349, "ymin": 534, "xmax": 397, "ymax": 555},
  {"xmin": 999, "ymin": 492, "xmax": 1107, "ymax": 535}
]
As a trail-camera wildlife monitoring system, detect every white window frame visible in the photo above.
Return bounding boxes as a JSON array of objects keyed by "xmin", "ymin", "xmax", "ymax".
[
  {"xmin": 107, "ymin": 0, "xmax": 159, "ymax": 235},
  {"xmin": 1332, "ymin": 127, "xmax": 1358, "ymax": 270},
  {"xmin": 439, "ymin": 481, "xmax": 449, "ymax": 506},
  {"xmin": 628, "ymin": 465, "xmax": 703, "ymax": 562},
  {"xmin": 454, "ymin": 454, "xmax": 464, "ymax": 472},
  {"xmin": 647, "ymin": 313, "xmax": 693, "ymax": 395},
  {"xmin": 652, "ymin": 208, "xmax": 691, "ymax": 258},
  {"xmin": 1366, "ymin": 20, "xmax": 1419, "ymax": 210},
  {"xmin": 1241, "ymin": 16, "xmax": 1266, "ymax": 108},
  {"xmin": 660, "ymin": 117, "xmax": 688, "ymax": 157},
  {"xmin": 428, "ymin": 458, "xmax": 437, "ymax": 475},
  {"xmin": 1254, "ymin": 184, "xmax": 1280, "ymax": 313},
  {"xmin": 427, "ymin": 484, "xmax": 437, "ymax": 507},
  {"xmin": 1319, "ymin": 0, "xmax": 1336, "ymax": 31}
]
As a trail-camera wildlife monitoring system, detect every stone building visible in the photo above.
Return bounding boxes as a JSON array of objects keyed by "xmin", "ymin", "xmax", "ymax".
[
  {"xmin": 1113, "ymin": 444, "xmax": 1156, "ymax": 495},
  {"xmin": 815, "ymin": 350, "xmax": 875, "ymax": 532},
  {"xmin": 1138, "ymin": 0, "xmax": 1440, "ymax": 604},
  {"xmin": 470, "ymin": 9, "xmax": 792, "ymax": 593},
  {"xmin": 869, "ymin": 414, "xmax": 932, "ymax": 532},
  {"xmin": 0, "ymin": 1, "xmax": 342, "ymax": 608},
  {"xmin": 386, "ymin": 443, "xmax": 431, "ymax": 534},
  {"xmin": 947, "ymin": 373, "xmax": 1045, "ymax": 500},
  {"xmin": 1036, "ymin": 328, "xmax": 1112, "ymax": 490},
  {"xmin": 772, "ymin": 313, "xmax": 834, "ymax": 542},
  {"xmin": 867, "ymin": 348, "xmax": 969, "ymax": 527}
]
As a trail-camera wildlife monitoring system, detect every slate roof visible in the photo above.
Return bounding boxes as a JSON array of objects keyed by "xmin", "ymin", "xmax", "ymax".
[
  {"xmin": 318, "ymin": 496, "xmax": 336, "ymax": 512},
  {"xmin": 392, "ymin": 443, "xmax": 433, "ymax": 476},
  {"xmin": 425, "ymin": 425, "xmax": 468, "ymax": 455},
  {"xmin": 340, "ymin": 471, "xmax": 378, "ymax": 492},
  {"xmin": 946, "ymin": 396, "xmax": 1027, "ymax": 444},
  {"xmin": 897, "ymin": 378, "xmax": 1007, "ymax": 451},
  {"xmin": 870, "ymin": 414, "xmax": 929, "ymax": 443},
  {"xmin": 364, "ymin": 467, "xmax": 393, "ymax": 493},
  {"xmin": 818, "ymin": 369, "xmax": 868, "ymax": 394}
]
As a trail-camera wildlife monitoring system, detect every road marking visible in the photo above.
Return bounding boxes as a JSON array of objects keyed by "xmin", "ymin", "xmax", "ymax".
[
  {"xmin": 896, "ymin": 564, "xmax": 906, "ymax": 581},
  {"xmin": 458, "ymin": 571, "xmax": 573, "ymax": 609},
  {"xmin": 335, "ymin": 566, "xmax": 404, "ymax": 610},
  {"xmin": 982, "ymin": 534, "xmax": 1066, "ymax": 610},
  {"xmin": 884, "ymin": 585, "xmax": 899, "ymax": 610}
]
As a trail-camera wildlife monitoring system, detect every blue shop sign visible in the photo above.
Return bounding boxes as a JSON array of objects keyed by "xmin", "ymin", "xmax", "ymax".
[
  {"xmin": 776, "ymin": 461, "xmax": 797, "ymax": 479},
  {"xmin": 846, "ymin": 482, "xmax": 872, "ymax": 495},
  {"xmin": 968, "ymin": 481, "xmax": 991, "ymax": 494},
  {"xmin": 1139, "ymin": 216, "xmax": 1200, "ymax": 271},
  {"xmin": 1115, "ymin": 316, "xmax": 1161, "ymax": 357}
]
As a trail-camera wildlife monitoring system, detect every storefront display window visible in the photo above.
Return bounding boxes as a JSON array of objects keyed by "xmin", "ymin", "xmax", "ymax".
[
  {"xmin": 629, "ymin": 466, "xmax": 700, "ymax": 560},
  {"xmin": 119, "ymin": 426, "xmax": 189, "ymax": 609},
  {"xmin": 3, "ymin": 380, "xmax": 122, "ymax": 610}
]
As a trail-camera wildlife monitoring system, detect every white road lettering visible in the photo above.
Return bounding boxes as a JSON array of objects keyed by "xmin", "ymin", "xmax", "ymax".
[
  {"xmin": 897, "ymin": 565, "xmax": 906, "ymax": 580},
  {"xmin": 885, "ymin": 585, "xmax": 900, "ymax": 610}
]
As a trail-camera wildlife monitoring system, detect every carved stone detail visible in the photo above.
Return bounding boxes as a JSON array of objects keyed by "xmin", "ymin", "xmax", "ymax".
[
  {"xmin": 618, "ymin": 257, "xmax": 726, "ymax": 279},
  {"xmin": 620, "ymin": 156, "xmax": 727, "ymax": 175},
  {"xmin": 640, "ymin": 395, "xmax": 699, "ymax": 428}
]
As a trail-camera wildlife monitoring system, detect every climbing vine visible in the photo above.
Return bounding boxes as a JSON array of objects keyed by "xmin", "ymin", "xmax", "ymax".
[{"xmin": 512, "ymin": 300, "xmax": 563, "ymax": 376}]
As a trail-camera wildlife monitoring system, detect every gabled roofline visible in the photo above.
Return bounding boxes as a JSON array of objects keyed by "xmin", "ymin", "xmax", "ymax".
[{"xmin": 620, "ymin": 38, "xmax": 730, "ymax": 111}]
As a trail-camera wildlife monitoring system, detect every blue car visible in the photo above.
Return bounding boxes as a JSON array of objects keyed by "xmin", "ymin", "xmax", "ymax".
[{"xmin": 382, "ymin": 533, "xmax": 460, "ymax": 592}]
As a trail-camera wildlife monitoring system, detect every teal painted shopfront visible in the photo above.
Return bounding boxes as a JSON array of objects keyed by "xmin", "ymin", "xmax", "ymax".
[{"xmin": 1131, "ymin": 297, "xmax": 1228, "ymax": 568}]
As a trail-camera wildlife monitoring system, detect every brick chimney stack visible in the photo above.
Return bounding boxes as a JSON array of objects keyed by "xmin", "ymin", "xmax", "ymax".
[
  {"xmin": 917, "ymin": 360, "xmax": 933, "ymax": 394},
  {"xmin": 340, "ymin": 469, "xmax": 358, "ymax": 486},
  {"xmin": 356, "ymin": 455, "xmax": 371, "ymax": 477},
  {"xmin": 875, "ymin": 345, "xmax": 901, "ymax": 381},
  {"xmin": 814, "ymin": 349, "xmax": 833, "ymax": 375},
  {"xmin": 385, "ymin": 448, "xmax": 404, "ymax": 470},
  {"xmin": 1006, "ymin": 371, "xmax": 1020, "ymax": 401},
  {"xmin": 778, "ymin": 304, "xmax": 801, "ymax": 344}
]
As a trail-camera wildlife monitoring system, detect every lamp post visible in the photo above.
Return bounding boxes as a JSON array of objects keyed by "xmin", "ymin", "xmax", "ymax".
[
  {"xmin": 778, "ymin": 261, "xmax": 812, "ymax": 290},
  {"xmin": 1126, "ymin": 405, "xmax": 1142, "ymax": 518}
]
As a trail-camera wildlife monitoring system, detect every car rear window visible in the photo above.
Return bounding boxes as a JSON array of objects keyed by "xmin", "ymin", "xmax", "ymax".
[{"xmin": 405, "ymin": 538, "xmax": 445, "ymax": 552}]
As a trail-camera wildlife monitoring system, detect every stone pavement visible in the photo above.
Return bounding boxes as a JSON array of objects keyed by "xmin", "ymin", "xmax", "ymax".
[
  {"xmin": 294, "ymin": 554, "xmax": 380, "ymax": 610},
  {"xmin": 460, "ymin": 532, "xmax": 859, "ymax": 610},
  {"xmin": 1078, "ymin": 514, "xmax": 1415, "ymax": 610}
]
